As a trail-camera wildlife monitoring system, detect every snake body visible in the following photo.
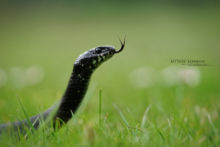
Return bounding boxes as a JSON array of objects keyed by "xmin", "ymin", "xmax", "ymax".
[{"xmin": 0, "ymin": 41, "xmax": 125, "ymax": 134}]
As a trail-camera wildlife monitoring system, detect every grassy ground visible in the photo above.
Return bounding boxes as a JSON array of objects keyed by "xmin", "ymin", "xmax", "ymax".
[{"xmin": 0, "ymin": 3, "xmax": 220, "ymax": 146}]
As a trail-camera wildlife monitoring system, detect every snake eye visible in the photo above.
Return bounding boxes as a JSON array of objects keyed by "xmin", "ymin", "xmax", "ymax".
[{"xmin": 95, "ymin": 48, "xmax": 102, "ymax": 54}]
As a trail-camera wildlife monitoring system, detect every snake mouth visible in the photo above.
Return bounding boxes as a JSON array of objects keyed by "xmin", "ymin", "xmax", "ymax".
[{"xmin": 114, "ymin": 37, "xmax": 125, "ymax": 54}]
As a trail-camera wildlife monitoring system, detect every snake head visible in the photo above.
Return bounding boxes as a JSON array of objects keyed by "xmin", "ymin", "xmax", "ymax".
[{"xmin": 74, "ymin": 39, "xmax": 125, "ymax": 71}]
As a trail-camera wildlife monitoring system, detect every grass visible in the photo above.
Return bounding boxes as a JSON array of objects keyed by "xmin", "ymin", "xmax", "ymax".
[
  {"xmin": 0, "ymin": 3, "xmax": 220, "ymax": 147},
  {"xmin": 99, "ymin": 89, "xmax": 102, "ymax": 126}
]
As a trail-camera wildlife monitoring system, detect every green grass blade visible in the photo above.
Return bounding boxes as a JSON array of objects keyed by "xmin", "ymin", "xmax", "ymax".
[
  {"xmin": 141, "ymin": 104, "xmax": 152, "ymax": 129},
  {"xmin": 17, "ymin": 96, "xmax": 35, "ymax": 135},
  {"xmin": 99, "ymin": 89, "xmax": 102, "ymax": 126},
  {"xmin": 113, "ymin": 104, "xmax": 129, "ymax": 129}
]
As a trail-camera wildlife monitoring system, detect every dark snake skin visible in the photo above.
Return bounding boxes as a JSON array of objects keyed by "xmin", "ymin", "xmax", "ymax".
[{"xmin": 0, "ymin": 40, "xmax": 125, "ymax": 135}]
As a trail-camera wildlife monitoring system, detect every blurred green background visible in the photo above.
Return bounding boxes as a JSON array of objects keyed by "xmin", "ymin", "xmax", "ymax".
[{"xmin": 0, "ymin": 1, "xmax": 220, "ymax": 146}]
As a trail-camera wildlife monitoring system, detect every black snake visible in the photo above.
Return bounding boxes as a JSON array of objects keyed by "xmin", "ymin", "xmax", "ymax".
[{"xmin": 0, "ymin": 40, "xmax": 125, "ymax": 135}]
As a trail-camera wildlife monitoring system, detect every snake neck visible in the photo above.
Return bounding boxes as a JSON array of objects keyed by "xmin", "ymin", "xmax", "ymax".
[{"xmin": 53, "ymin": 65, "xmax": 93, "ymax": 124}]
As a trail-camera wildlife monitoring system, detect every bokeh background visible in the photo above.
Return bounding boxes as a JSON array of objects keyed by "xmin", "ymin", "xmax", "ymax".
[{"xmin": 0, "ymin": 0, "xmax": 220, "ymax": 146}]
